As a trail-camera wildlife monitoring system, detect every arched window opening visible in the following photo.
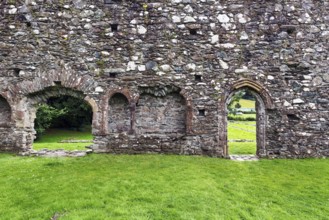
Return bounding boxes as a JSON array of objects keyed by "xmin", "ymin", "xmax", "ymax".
[
  {"xmin": 33, "ymin": 95, "xmax": 93, "ymax": 151},
  {"xmin": 108, "ymin": 93, "xmax": 131, "ymax": 133}
]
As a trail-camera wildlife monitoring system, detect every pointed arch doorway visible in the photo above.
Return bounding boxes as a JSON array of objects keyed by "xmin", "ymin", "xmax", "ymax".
[{"xmin": 221, "ymin": 79, "xmax": 273, "ymax": 158}]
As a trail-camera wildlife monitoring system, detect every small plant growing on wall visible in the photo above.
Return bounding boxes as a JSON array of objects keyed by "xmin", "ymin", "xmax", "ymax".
[{"xmin": 96, "ymin": 59, "xmax": 106, "ymax": 76}]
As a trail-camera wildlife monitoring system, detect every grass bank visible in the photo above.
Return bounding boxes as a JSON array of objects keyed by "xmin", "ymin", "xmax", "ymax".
[{"xmin": 0, "ymin": 154, "xmax": 328, "ymax": 219}]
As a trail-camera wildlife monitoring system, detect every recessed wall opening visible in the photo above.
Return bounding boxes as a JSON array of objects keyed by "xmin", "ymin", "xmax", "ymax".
[
  {"xmin": 109, "ymin": 72, "xmax": 117, "ymax": 78},
  {"xmin": 280, "ymin": 25, "xmax": 296, "ymax": 36},
  {"xmin": 0, "ymin": 96, "xmax": 11, "ymax": 127},
  {"xmin": 54, "ymin": 81, "xmax": 62, "ymax": 86},
  {"xmin": 135, "ymin": 90, "xmax": 186, "ymax": 135},
  {"xmin": 195, "ymin": 75, "xmax": 202, "ymax": 82},
  {"xmin": 287, "ymin": 114, "xmax": 300, "ymax": 121},
  {"xmin": 226, "ymin": 87, "xmax": 263, "ymax": 156},
  {"xmin": 189, "ymin": 29, "xmax": 197, "ymax": 35},
  {"xmin": 198, "ymin": 109, "xmax": 205, "ymax": 116},
  {"xmin": 13, "ymin": 68, "xmax": 21, "ymax": 76},
  {"xmin": 108, "ymin": 93, "xmax": 131, "ymax": 133},
  {"xmin": 32, "ymin": 94, "xmax": 93, "ymax": 151},
  {"xmin": 111, "ymin": 24, "xmax": 118, "ymax": 32}
]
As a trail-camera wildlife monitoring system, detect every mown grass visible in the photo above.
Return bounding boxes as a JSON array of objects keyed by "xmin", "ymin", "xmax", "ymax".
[
  {"xmin": 239, "ymin": 99, "xmax": 255, "ymax": 108},
  {"xmin": 229, "ymin": 142, "xmax": 256, "ymax": 155},
  {"xmin": 232, "ymin": 99, "xmax": 255, "ymax": 108},
  {"xmin": 228, "ymin": 121, "xmax": 256, "ymax": 155},
  {"xmin": 0, "ymin": 154, "xmax": 329, "ymax": 219},
  {"xmin": 228, "ymin": 98, "xmax": 257, "ymax": 154},
  {"xmin": 33, "ymin": 129, "xmax": 93, "ymax": 151},
  {"xmin": 33, "ymin": 122, "xmax": 257, "ymax": 155}
]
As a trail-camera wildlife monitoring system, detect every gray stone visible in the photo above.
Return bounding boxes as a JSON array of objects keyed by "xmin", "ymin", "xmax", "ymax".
[
  {"xmin": 312, "ymin": 76, "xmax": 323, "ymax": 86},
  {"xmin": 322, "ymin": 73, "xmax": 329, "ymax": 82},
  {"xmin": 73, "ymin": 0, "xmax": 86, "ymax": 9},
  {"xmin": 145, "ymin": 61, "xmax": 158, "ymax": 70}
]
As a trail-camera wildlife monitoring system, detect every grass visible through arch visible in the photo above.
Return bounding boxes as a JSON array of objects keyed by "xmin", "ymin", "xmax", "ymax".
[
  {"xmin": 0, "ymin": 154, "xmax": 329, "ymax": 219},
  {"xmin": 228, "ymin": 121, "xmax": 256, "ymax": 155},
  {"xmin": 228, "ymin": 98, "xmax": 257, "ymax": 155},
  {"xmin": 231, "ymin": 99, "xmax": 255, "ymax": 108},
  {"xmin": 33, "ymin": 129, "xmax": 93, "ymax": 151}
]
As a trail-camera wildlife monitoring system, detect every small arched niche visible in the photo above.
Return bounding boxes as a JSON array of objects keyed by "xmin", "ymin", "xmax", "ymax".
[
  {"xmin": 0, "ymin": 96, "xmax": 11, "ymax": 127},
  {"xmin": 223, "ymin": 80, "xmax": 271, "ymax": 157},
  {"xmin": 108, "ymin": 93, "xmax": 131, "ymax": 133},
  {"xmin": 135, "ymin": 88, "xmax": 186, "ymax": 135}
]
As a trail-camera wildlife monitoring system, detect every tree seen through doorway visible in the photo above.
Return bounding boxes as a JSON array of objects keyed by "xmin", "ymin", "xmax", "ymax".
[{"xmin": 33, "ymin": 96, "xmax": 93, "ymax": 150}]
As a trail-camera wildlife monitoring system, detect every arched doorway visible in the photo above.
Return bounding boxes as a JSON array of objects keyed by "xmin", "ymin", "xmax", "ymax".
[
  {"xmin": 226, "ymin": 88, "xmax": 262, "ymax": 156},
  {"xmin": 221, "ymin": 80, "xmax": 272, "ymax": 158},
  {"xmin": 28, "ymin": 86, "xmax": 94, "ymax": 151}
]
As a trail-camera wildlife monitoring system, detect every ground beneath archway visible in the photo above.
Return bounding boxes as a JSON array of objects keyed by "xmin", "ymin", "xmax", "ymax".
[
  {"xmin": 20, "ymin": 149, "xmax": 93, "ymax": 157},
  {"xmin": 229, "ymin": 155, "xmax": 259, "ymax": 161}
]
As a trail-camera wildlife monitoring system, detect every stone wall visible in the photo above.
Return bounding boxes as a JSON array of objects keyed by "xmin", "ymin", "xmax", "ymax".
[
  {"xmin": 0, "ymin": 0, "xmax": 328, "ymax": 157},
  {"xmin": 135, "ymin": 92, "xmax": 186, "ymax": 135}
]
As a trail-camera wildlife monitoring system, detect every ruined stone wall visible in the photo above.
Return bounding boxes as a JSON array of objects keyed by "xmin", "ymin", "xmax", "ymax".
[{"xmin": 0, "ymin": 0, "xmax": 328, "ymax": 157}]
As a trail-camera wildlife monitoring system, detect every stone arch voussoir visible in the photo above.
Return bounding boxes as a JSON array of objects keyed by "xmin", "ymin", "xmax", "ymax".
[
  {"xmin": 14, "ymin": 70, "xmax": 98, "ymax": 97},
  {"xmin": 10, "ymin": 68, "xmax": 101, "ymax": 130},
  {"xmin": 226, "ymin": 79, "xmax": 274, "ymax": 110}
]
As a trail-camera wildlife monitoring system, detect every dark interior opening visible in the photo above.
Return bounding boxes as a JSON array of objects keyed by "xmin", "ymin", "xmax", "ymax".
[
  {"xmin": 198, "ymin": 109, "xmax": 205, "ymax": 116},
  {"xmin": 287, "ymin": 114, "xmax": 300, "ymax": 121},
  {"xmin": 54, "ymin": 81, "xmax": 62, "ymax": 86},
  {"xmin": 195, "ymin": 75, "xmax": 202, "ymax": 82},
  {"xmin": 111, "ymin": 24, "xmax": 118, "ymax": 32},
  {"xmin": 13, "ymin": 68, "xmax": 21, "ymax": 76},
  {"xmin": 189, "ymin": 29, "xmax": 197, "ymax": 35},
  {"xmin": 109, "ymin": 73, "xmax": 117, "ymax": 78}
]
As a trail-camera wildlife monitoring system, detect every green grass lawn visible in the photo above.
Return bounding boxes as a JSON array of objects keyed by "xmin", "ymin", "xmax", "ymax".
[
  {"xmin": 33, "ymin": 129, "xmax": 93, "ymax": 151},
  {"xmin": 232, "ymin": 99, "xmax": 255, "ymax": 108},
  {"xmin": 228, "ymin": 98, "xmax": 257, "ymax": 155},
  {"xmin": 239, "ymin": 99, "xmax": 255, "ymax": 108},
  {"xmin": 0, "ymin": 154, "xmax": 329, "ymax": 219},
  {"xmin": 229, "ymin": 142, "xmax": 256, "ymax": 155},
  {"xmin": 228, "ymin": 121, "xmax": 256, "ymax": 155}
]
